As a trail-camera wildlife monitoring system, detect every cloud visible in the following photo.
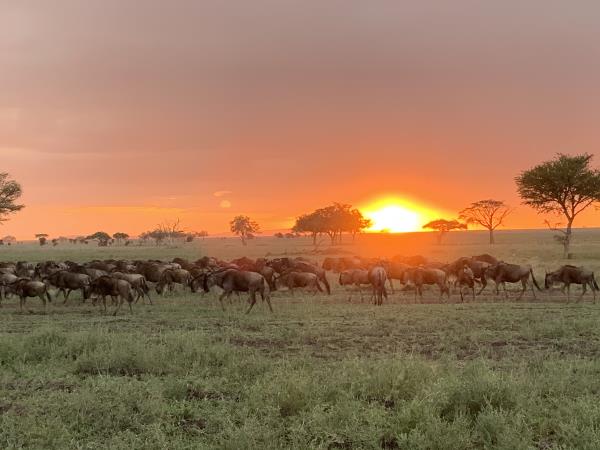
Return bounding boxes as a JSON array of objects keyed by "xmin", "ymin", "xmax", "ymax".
[{"xmin": 219, "ymin": 200, "xmax": 232, "ymax": 208}]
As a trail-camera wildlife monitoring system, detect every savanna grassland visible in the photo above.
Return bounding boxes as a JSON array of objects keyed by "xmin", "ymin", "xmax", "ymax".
[{"xmin": 1, "ymin": 230, "xmax": 600, "ymax": 449}]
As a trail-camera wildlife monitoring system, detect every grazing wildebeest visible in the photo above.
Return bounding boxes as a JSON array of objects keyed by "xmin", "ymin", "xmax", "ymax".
[
  {"xmin": 369, "ymin": 265, "xmax": 388, "ymax": 306},
  {"xmin": 403, "ymin": 267, "xmax": 450, "ymax": 303},
  {"xmin": 0, "ymin": 272, "xmax": 18, "ymax": 302},
  {"xmin": 112, "ymin": 272, "xmax": 152, "ymax": 304},
  {"xmin": 445, "ymin": 257, "xmax": 490, "ymax": 295},
  {"xmin": 383, "ymin": 261, "xmax": 410, "ymax": 293},
  {"xmin": 276, "ymin": 271, "xmax": 323, "ymax": 295},
  {"xmin": 545, "ymin": 265, "xmax": 599, "ymax": 303},
  {"xmin": 155, "ymin": 268, "xmax": 191, "ymax": 295},
  {"xmin": 269, "ymin": 258, "xmax": 331, "ymax": 295},
  {"xmin": 89, "ymin": 276, "xmax": 135, "ymax": 315},
  {"xmin": 338, "ymin": 269, "xmax": 371, "ymax": 302},
  {"xmin": 456, "ymin": 265, "xmax": 475, "ymax": 302},
  {"xmin": 197, "ymin": 269, "xmax": 272, "ymax": 314},
  {"xmin": 7, "ymin": 278, "xmax": 52, "ymax": 313},
  {"xmin": 45, "ymin": 270, "xmax": 91, "ymax": 304},
  {"xmin": 485, "ymin": 262, "xmax": 541, "ymax": 300}
]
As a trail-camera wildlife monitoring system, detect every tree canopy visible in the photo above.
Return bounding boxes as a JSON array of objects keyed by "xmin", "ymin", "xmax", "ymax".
[
  {"xmin": 423, "ymin": 219, "xmax": 467, "ymax": 244},
  {"xmin": 0, "ymin": 173, "xmax": 24, "ymax": 223},
  {"xmin": 459, "ymin": 199, "xmax": 512, "ymax": 244},
  {"xmin": 292, "ymin": 203, "xmax": 371, "ymax": 245},
  {"xmin": 230, "ymin": 216, "xmax": 260, "ymax": 245},
  {"xmin": 516, "ymin": 153, "xmax": 600, "ymax": 258}
]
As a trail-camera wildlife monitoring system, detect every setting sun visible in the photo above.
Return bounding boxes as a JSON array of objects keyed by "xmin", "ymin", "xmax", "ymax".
[{"xmin": 365, "ymin": 205, "xmax": 420, "ymax": 233}]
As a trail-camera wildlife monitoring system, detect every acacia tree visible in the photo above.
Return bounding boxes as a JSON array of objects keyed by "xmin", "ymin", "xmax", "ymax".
[
  {"xmin": 459, "ymin": 199, "xmax": 513, "ymax": 245},
  {"xmin": 35, "ymin": 233, "xmax": 48, "ymax": 246},
  {"xmin": 422, "ymin": 219, "xmax": 467, "ymax": 244},
  {"xmin": 113, "ymin": 232, "xmax": 129, "ymax": 244},
  {"xmin": 0, "ymin": 173, "xmax": 24, "ymax": 223},
  {"xmin": 230, "ymin": 215, "xmax": 260, "ymax": 245},
  {"xmin": 516, "ymin": 153, "xmax": 600, "ymax": 258},
  {"xmin": 87, "ymin": 231, "xmax": 111, "ymax": 246}
]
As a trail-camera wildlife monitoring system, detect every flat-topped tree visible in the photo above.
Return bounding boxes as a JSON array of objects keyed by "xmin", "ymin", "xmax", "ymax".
[
  {"xmin": 113, "ymin": 232, "xmax": 129, "ymax": 244},
  {"xmin": 459, "ymin": 199, "xmax": 513, "ymax": 244},
  {"xmin": 35, "ymin": 233, "xmax": 48, "ymax": 246},
  {"xmin": 423, "ymin": 219, "xmax": 467, "ymax": 245},
  {"xmin": 0, "ymin": 173, "xmax": 24, "ymax": 223},
  {"xmin": 516, "ymin": 153, "xmax": 600, "ymax": 259}
]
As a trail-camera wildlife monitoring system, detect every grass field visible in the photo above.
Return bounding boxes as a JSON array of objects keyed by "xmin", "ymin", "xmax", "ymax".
[{"xmin": 1, "ymin": 230, "xmax": 600, "ymax": 449}]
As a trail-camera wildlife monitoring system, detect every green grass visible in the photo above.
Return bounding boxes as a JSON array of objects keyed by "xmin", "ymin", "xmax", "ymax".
[{"xmin": 1, "ymin": 231, "xmax": 600, "ymax": 448}]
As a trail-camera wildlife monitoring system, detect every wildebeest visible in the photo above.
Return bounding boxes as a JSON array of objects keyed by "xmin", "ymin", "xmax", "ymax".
[
  {"xmin": 545, "ymin": 265, "xmax": 599, "ymax": 302},
  {"xmin": 404, "ymin": 267, "xmax": 450, "ymax": 302},
  {"xmin": 276, "ymin": 271, "xmax": 323, "ymax": 295},
  {"xmin": 455, "ymin": 265, "xmax": 475, "ymax": 302},
  {"xmin": 338, "ymin": 269, "xmax": 371, "ymax": 302},
  {"xmin": 445, "ymin": 257, "xmax": 490, "ymax": 295},
  {"xmin": 45, "ymin": 270, "xmax": 91, "ymax": 304},
  {"xmin": 89, "ymin": 275, "xmax": 135, "ymax": 315},
  {"xmin": 268, "ymin": 258, "xmax": 331, "ymax": 294},
  {"xmin": 196, "ymin": 269, "xmax": 272, "ymax": 314},
  {"xmin": 0, "ymin": 272, "xmax": 18, "ymax": 302},
  {"xmin": 484, "ymin": 262, "xmax": 541, "ymax": 300},
  {"xmin": 155, "ymin": 268, "xmax": 191, "ymax": 295},
  {"xmin": 369, "ymin": 265, "xmax": 388, "ymax": 306},
  {"xmin": 7, "ymin": 278, "xmax": 52, "ymax": 313},
  {"xmin": 112, "ymin": 272, "xmax": 152, "ymax": 304},
  {"xmin": 472, "ymin": 254, "xmax": 499, "ymax": 265}
]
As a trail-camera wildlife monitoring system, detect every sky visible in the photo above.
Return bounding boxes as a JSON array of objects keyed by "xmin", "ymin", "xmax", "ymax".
[{"xmin": 2, "ymin": 1, "xmax": 600, "ymax": 239}]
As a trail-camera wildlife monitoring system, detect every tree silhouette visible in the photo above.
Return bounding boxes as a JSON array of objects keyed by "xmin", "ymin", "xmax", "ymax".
[
  {"xmin": 230, "ymin": 216, "xmax": 260, "ymax": 245},
  {"xmin": 516, "ymin": 153, "xmax": 600, "ymax": 258},
  {"xmin": 422, "ymin": 219, "xmax": 467, "ymax": 244},
  {"xmin": 459, "ymin": 199, "xmax": 513, "ymax": 244}
]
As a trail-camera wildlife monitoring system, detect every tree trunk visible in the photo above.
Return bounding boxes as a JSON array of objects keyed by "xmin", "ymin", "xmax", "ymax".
[
  {"xmin": 241, "ymin": 235, "xmax": 246, "ymax": 246},
  {"xmin": 564, "ymin": 219, "xmax": 573, "ymax": 259},
  {"xmin": 312, "ymin": 232, "xmax": 317, "ymax": 245},
  {"xmin": 489, "ymin": 229, "xmax": 495, "ymax": 245}
]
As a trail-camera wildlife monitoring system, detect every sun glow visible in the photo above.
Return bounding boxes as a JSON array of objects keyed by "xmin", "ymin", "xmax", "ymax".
[{"xmin": 361, "ymin": 198, "xmax": 440, "ymax": 233}]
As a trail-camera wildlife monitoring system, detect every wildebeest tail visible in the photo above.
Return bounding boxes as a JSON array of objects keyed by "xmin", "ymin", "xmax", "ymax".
[
  {"xmin": 530, "ymin": 268, "xmax": 542, "ymax": 291},
  {"xmin": 592, "ymin": 273, "xmax": 599, "ymax": 291},
  {"xmin": 315, "ymin": 279, "xmax": 324, "ymax": 292}
]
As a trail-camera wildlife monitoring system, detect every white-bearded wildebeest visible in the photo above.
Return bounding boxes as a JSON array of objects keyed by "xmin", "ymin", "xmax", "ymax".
[
  {"xmin": 45, "ymin": 270, "xmax": 91, "ymax": 304},
  {"xmin": 403, "ymin": 267, "xmax": 450, "ymax": 303},
  {"xmin": 111, "ymin": 272, "xmax": 152, "ymax": 304},
  {"xmin": 196, "ymin": 269, "xmax": 272, "ymax": 314},
  {"xmin": 268, "ymin": 258, "xmax": 331, "ymax": 294},
  {"xmin": 338, "ymin": 269, "xmax": 371, "ymax": 302},
  {"xmin": 0, "ymin": 272, "xmax": 18, "ymax": 303},
  {"xmin": 276, "ymin": 271, "xmax": 323, "ymax": 295},
  {"xmin": 7, "ymin": 278, "xmax": 52, "ymax": 313},
  {"xmin": 155, "ymin": 268, "xmax": 191, "ymax": 295},
  {"xmin": 545, "ymin": 265, "xmax": 599, "ymax": 303},
  {"xmin": 368, "ymin": 266, "xmax": 388, "ymax": 306},
  {"xmin": 484, "ymin": 262, "xmax": 541, "ymax": 300},
  {"xmin": 445, "ymin": 257, "xmax": 490, "ymax": 295},
  {"xmin": 455, "ymin": 265, "xmax": 475, "ymax": 302},
  {"xmin": 89, "ymin": 275, "xmax": 135, "ymax": 316}
]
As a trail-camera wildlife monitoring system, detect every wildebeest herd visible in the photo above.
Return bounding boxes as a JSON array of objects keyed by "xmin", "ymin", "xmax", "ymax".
[{"xmin": 0, "ymin": 254, "xmax": 597, "ymax": 314}]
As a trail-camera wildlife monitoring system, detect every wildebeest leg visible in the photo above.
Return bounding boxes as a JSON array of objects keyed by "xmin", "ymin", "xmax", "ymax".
[
  {"xmin": 112, "ymin": 297, "xmax": 123, "ymax": 316},
  {"xmin": 579, "ymin": 283, "xmax": 587, "ymax": 302},
  {"xmin": 566, "ymin": 284, "xmax": 571, "ymax": 303},
  {"xmin": 63, "ymin": 289, "xmax": 72, "ymax": 305},
  {"xmin": 217, "ymin": 292, "xmax": 227, "ymax": 310},
  {"xmin": 529, "ymin": 277, "xmax": 538, "ymax": 300},
  {"xmin": 459, "ymin": 286, "xmax": 464, "ymax": 302},
  {"xmin": 262, "ymin": 288, "xmax": 274, "ymax": 313},
  {"xmin": 19, "ymin": 295, "xmax": 25, "ymax": 313},
  {"xmin": 245, "ymin": 291, "xmax": 257, "ymax": 314},
  {"xmin": 388, "ymin": 278, "xmax": 394, "ymax": 294},
  {"xmin": 517, "ymin": 279, "xmax": 527, "ymax": 301},
  {"xmin": 476, "ymin": 277, "xmax": 487, "ymax": 295}
]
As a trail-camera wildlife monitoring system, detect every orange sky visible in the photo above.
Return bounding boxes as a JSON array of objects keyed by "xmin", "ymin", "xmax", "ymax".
[{"xmin": 2, "ymin": 1, "xmax": 600, "ymax": 239}]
